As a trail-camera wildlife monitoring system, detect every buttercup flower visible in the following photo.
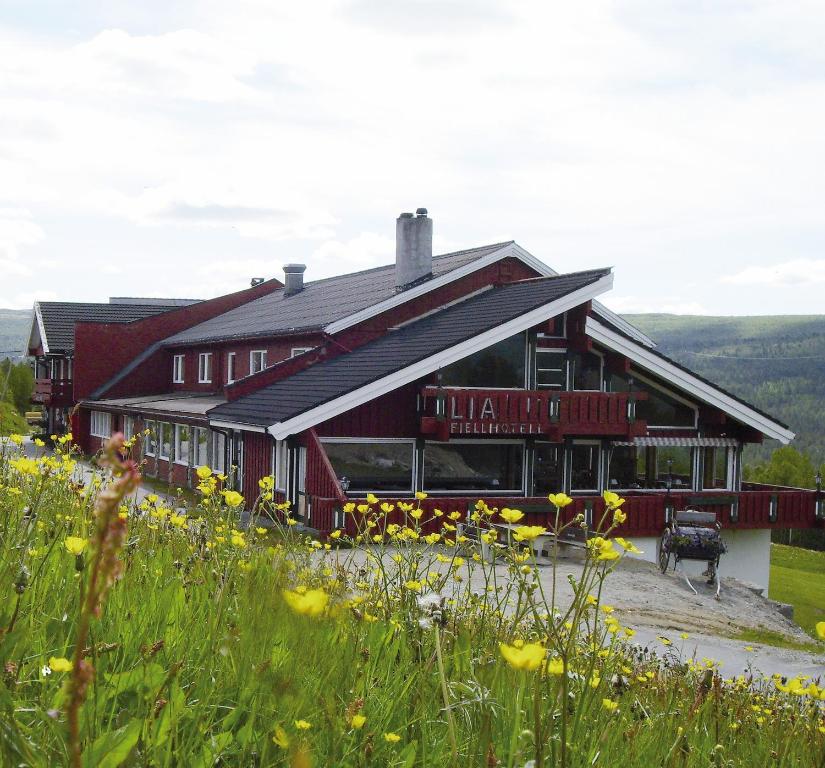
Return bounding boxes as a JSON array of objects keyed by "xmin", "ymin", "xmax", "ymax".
[
  {"xmin": 816, "ymin": 622, "xmax": 825, "ymax": 641},
  {"xmin": 49, "ymin": 657, "xmax": 72, "ymax": 673},
  {"xmin": 222, "ymin": 490, "xmax": 244, "ymax": 508},
  {"xmin": 513, "ymin": 525, "xmax": 547, "ymax": 542},
  {"xmin": 283, "ymin": 588, "xmax": 329, "ymax": 617},
  {"xmin": 295, "ymin": 719, "xmax": 311, "ymax": 730},
  {"xmin": 499, "ymin": 642, "xmax": 546, "ymax": 671},
  {"xmin": 613, "ymin": 537, "xmax": 642, "ymax": 555},
  {"xmin": 64, "ymin": 536, "xmax": 87, "ymax": 556},
  {"xmin": 351, "ymin": 714, "xmax": 366, "ymax": 729},
  {"xmin": 602, "ymin": 490, "xmax": 625, "ymax": 508},
  {"xmin": 384, "ymin": 732, "xmax": 401, "ymax": 743},
  {"xmin": 499, "ymin": 507, "xmax": 524, "ymax": 524},
  {"xmin": 547, "ymin": 492, "xmax": 573, "ymax": 508},
  {"xmin": 272, "ymin": 725, "xmax": 290, "ymax": 748},
  {"xmin": 602, "ymin": 698, "xmax": 619, "ymax": 712},
  {"xmin": 196, "ymin": 466, "xmax": 212, "ymax": 480}
]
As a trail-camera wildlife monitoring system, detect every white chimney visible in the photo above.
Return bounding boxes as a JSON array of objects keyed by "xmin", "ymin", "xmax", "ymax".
[
  {"xmin": 395, "ymin": 208, "xmax": 433, "ymax": 290},
  {"xmin": 283, "ymin": 264, "xmax": 306, "ymax": 296}
]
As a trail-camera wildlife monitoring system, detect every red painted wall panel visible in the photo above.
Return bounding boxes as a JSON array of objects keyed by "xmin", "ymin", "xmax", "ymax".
[{"xmin": 242, "ymin": 432, "xmax": 271, "ymax": 506}]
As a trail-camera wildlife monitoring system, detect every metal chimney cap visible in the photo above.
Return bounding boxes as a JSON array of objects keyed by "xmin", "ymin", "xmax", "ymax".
[
  {"xmin": 399, "ymin": 211, "xmax": 414, "ymax": 219},
  {"xmin": 415, "ymin": 207, "xmax": 428, "ymax": 217},
  {"xmin": 282, "ymin": 263, "xmax": 306, "ymax": 274}
]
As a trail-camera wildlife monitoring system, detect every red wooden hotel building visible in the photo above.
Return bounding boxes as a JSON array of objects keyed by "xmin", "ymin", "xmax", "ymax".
[{"xmin": 27, "ymin": 210, "xmax": 822, "ymax": 588}]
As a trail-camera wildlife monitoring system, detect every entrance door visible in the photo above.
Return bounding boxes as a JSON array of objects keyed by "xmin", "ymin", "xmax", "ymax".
[{"xmin": 288, "ymin": 445, "xmax": 307, "ymax": 522}]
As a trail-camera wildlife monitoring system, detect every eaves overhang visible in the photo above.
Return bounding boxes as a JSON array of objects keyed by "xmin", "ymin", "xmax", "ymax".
[{"xmin": 585, "ymin": 317, "xmax": 795, "ymax": 444}]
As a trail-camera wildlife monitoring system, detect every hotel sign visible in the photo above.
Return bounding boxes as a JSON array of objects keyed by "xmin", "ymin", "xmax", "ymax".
[{"xmin": 445, "ymin": 391, "xmax": 553, "ymax": 435}]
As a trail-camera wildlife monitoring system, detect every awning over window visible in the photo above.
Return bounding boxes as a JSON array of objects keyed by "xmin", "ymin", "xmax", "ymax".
[{"xmin": 613, "ymin": 436, "xmax": 739, "ymax": 448}]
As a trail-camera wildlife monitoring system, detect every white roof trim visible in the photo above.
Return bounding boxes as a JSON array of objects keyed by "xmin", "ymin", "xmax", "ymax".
[
  {"xmin": 30, "ymin": 302, "xmax": 48, "ymax": 355},
  {"xmin": 323, "ymin": 243, "xmax": 514, "ymax": 334},
  {"xmin": 210, "ymin": 420, "xmax": 267, "ymax": 433},
  {"xmin": 267, "ymin": 272, "xmax": 614, "ymax": 440},
  {"xmin": 585, "ymin": 317, "xmax": 795, "ymax": 444}
]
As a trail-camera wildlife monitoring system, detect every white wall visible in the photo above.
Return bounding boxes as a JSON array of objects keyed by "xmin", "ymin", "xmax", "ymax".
[{"xmin": 623, "ymin": 528, "xmax": 772, "ymax": 592}]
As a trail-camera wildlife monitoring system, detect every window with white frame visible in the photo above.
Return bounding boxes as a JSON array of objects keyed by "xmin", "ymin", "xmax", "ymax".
[
  {"xmin": 144, "ymin": 420, "xmax": 157, "ymax": 456},
  {"xmin": 423, "ymin": 441, "xmax": 524, "ymax": 493},
  {"xmin": 323, "ymin": 438, "xmax": 416, "ymax": 493},
  {"xmin": 90, "ymin": 410, "xmax": 111, "ymax": 438},
  {"xmin": 159, "ymin": 422, "xmax": 173, "ymax": 461},
  {"xmin": 226, "ymin": 352, "xmax": 236, "ymax": 384},
  {"xmin": 123, "ymin": 416, "xmax": 134, "ymax": 441},
  {"xmin": 174, "ymin": 424, "xmax": 191, "ymax": 466},
  {"xmin": 198, "ymin": 353, "xmax": 212, "ymax": 383},
  {"xmin": 211, "ymin": 430, "xmax": 226, "ymax": 473},
  {"xmin": 274, "ymin": 439, "xmax": 289, "ymax": 491},
  {"xmin": 193, "ymin": 427, "xmax": 209, "ymax": 467},
  {"xmin": 569, "ymin": 442, "xmax": 601, "ymax": 492},
  {"xmin": 535, "ymin": 349, "xmax": 567, "ymax": 390},
  {"xmin": 172, "ymin": 354, "xmax": 185, "ymax": 383},
  {"xmin": 291, "ymin": 347, "xmax": 312, "ymax": 358},
  {"xmin": 570, "ymin": 351, "xmax": 603, "ymax": 391},
  {"xmin": 250, "ymin": 350, "xmax": 267, "ymax": 374},
  {"xmin": 702, "ymin": 447, "xmax": 731, "ymax": 490}
]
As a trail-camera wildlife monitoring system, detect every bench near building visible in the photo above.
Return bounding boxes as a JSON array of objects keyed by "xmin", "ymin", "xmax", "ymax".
[{"xmin": 38, "ymin": 209, "xmax": 821, "ymax": 590}]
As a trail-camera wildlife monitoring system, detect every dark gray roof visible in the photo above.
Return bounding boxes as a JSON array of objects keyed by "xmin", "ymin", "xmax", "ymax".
[
  {"xmin": 163, "ymin": 243, "xmax": 513, "ymax": 347},
  {"xmin": 37, "ymin": 301, "xmax": 195, "ymax": 353},
  {"xmin": 208, "ymin": 268, "xmax": 609, "ymax": 429}
]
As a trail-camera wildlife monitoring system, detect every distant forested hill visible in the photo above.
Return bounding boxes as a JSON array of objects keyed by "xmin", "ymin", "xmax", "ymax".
[
  {"xmin": 623, "ymin": 314, "xmax": 825, "ymax": 465},
  {"xmin": 0, "ymin": 309, "xmax": 31, "ymax": 361}
]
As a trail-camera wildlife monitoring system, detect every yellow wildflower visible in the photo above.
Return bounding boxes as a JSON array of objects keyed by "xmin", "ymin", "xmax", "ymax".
[
  {"xmin": 409, "ymin": 508, "xmax": 424, "ymax": 521},
  {"xmin": 49, "ymin": 657, "xmax": 72, "ymax": 673},
  {"xmin": 816, "ymin": 622, "xmax": 825, "ymax": 641},
  {"xmin": 351, "ymin": 714, "xmax": 366, "ymax": 729},
  {"xmin": 405, "ymin": 580, "xmax": 422, "ymax": 592},
  {"xmin": 384, "ymin": 732, "xmax": 401, "ymax": 743},
  {"xmin": 499, "ymin": 642, "xmax": 546, "ymax": 671},
  {"xmin": 330, "ymin": 530, "xmax": 342, "ymax": 539},
  {"xmin": 415, "ymin": 491, "xmax": 428, "ymax": 500},
  {"xmin": 222, "ymin": 490, "xmax": 244, "ymax": 508},
  {"xmin": 513, "ymin": 525, "xmax": 547, "ymax": 542},
  {"xmin": 64, "ymin": 536, "xmax": 87, "ymax": 555},
  {"xmin": 602, "ymin": 490, "xmax": 625, "ymax": 508},
  {"xmin": 547, "ymin": 492, "xmax": 573, "ymax": 508},
  {"xmin": 294, "ymin": 719, "xmax": 311, "ymax": 730},
  {"xmin": 614, "ymin": 537, "xmax": 642, "ymax": 555},
  {"xmin": 499, "ymin": 507, "xmax": 524, "ymax": 524},
  {"xmin": 283, "ymin": 588, "xmax": 329, "ymax": 617},
  {"xmin": 272, "ymin": 725, "xmax": 289, "ymax": 748},
  {"xmin": 196, "ymin": 465, "xmax": 212, "ymax": 480},
  {"xmin": 602, "ymin": 698, "xmax": 618, "ymax": 712},
  {"xmin": 545, "ymin": 657, "xmax": 565, "ymax": 676},
  {"xmin": 366, "ymin": 493, "xmax": 379, "ymax": 505}
]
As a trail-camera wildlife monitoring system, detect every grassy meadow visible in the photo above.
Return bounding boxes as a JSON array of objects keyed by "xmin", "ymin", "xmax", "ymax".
[
  {"xmin": 771, "ymin": 544, "xmax": 825, "ymax": 639},
  {"xmin": 0, "ymin": 433, "xmax": 823, "ymax": 767}
]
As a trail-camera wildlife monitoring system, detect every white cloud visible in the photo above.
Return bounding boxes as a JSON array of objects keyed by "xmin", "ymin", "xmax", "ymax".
[
  {"xmin": 0, "ymin": 289, "xmax": 56, "ymax": 311},
  {"xmin": 1, "ymin": 4, "xmax": 825, "ymax": 312},
  {"xmin": 0, "ymin": 208, "xmax": 44, "ymax": 275},
  {"xmin": 722, "ymin": 260, "xmax": 825, "ymax": 286}
]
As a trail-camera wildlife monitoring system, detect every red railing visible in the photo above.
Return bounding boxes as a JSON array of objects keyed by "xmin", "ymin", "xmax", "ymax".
[
  {"xmin": 304, "ymin": 428, "xmax": 347, "ymax": 533},
  {"xmin": 32, "ymin": 378, "xmax": 73, "ymax": 406},
  {"xmin": 326, "ymin": 488, "xmax": 821, "ymax": 538},
  {"xmin": 419, "ymin": 387, "xmax": 646, "ymax": 439}
]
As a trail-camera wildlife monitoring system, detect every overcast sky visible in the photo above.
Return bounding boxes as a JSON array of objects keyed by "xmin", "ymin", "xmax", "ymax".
[{"xmin": 2, "ymin": 1, "xmax": 825, "ymax": 315}]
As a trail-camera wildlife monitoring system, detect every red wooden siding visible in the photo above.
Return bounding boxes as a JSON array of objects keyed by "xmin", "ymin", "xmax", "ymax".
[
  {"xmin": 316, "ymin": 385, "xmax": 420, "ymax": 438},
  {"xmin": 242, "ymin": 432, "xmax": 272, "ymax": 505},
  {"xmin": 303, "ymin": 429, "xmax": 347, "ymax": 532}
]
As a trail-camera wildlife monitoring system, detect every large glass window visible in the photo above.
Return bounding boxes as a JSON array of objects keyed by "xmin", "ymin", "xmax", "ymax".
[
  {"xmin": 702, "ymin": 447, "xmax": 730, "ymax": 489},
  {"xmin": 439, "ymin": 333, "xmax": 526, "ymax": 388},
  {"xmin": 175, "ymin": 424, "xmax": 190, "ymax": 466},
  {"xmin": 570, "ymin": 352, "xmax": 602, "ymax": 391},
  {"xmin": 212, "ymin": 431, "xmax": 226, "ymax": 473},
  {"xmin": 570, "ymin": 442, "xmax": 600, "ymax": 491},
  {"xmin": 193, "ymin": 428, "xmax": 209, "ymax": 466},
  {"xmin": 535, "ymin": 350, "xmax": 567, "ymax": 390},
  {"xmin": 324, "ymin": 440, "xmax": 415, "ymax": 493},
  {"xmin": 609, "ymin": 372, "xmax": 695, "ymax": 428},
  {"xmin": 159, "ymin": 423, "xmax": 174, "ymax": 461},
  {"xmin": 144, "ymin": 420, "xmax": 157, "ymax": 456},
  {"xmin": 533, "ymin": 442, "xmax": 564, "ymax": 495},
  {"xmin": 424, "ymin": 442, "xmax": 524, "ymax": 492},
  {"xmin": 608, "ymin": 444, "xmax": 694, "ymax": 490}
]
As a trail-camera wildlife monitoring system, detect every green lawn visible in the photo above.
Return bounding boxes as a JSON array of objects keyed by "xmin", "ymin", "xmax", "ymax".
[{"xmin": 769, "ymin": 543, "xmax": 825, "ymax": 638}]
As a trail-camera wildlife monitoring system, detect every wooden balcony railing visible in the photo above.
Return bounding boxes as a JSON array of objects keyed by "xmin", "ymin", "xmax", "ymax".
[
  {"xmin": 32, "ymin": 378, "xmax": 73, "ymax": 407},
  {"xmin": 304, "ymin": 487, "xmax": 822, "ymax": 538},
  {"xmin": 419, "ymin": 386, "xmax": 647, "ymax": 440}
]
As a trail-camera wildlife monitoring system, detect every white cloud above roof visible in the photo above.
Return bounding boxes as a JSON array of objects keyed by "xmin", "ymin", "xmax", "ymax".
[{"xmin": 2, "ymin": 2, "xmax": 825, "ymax": 313}]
